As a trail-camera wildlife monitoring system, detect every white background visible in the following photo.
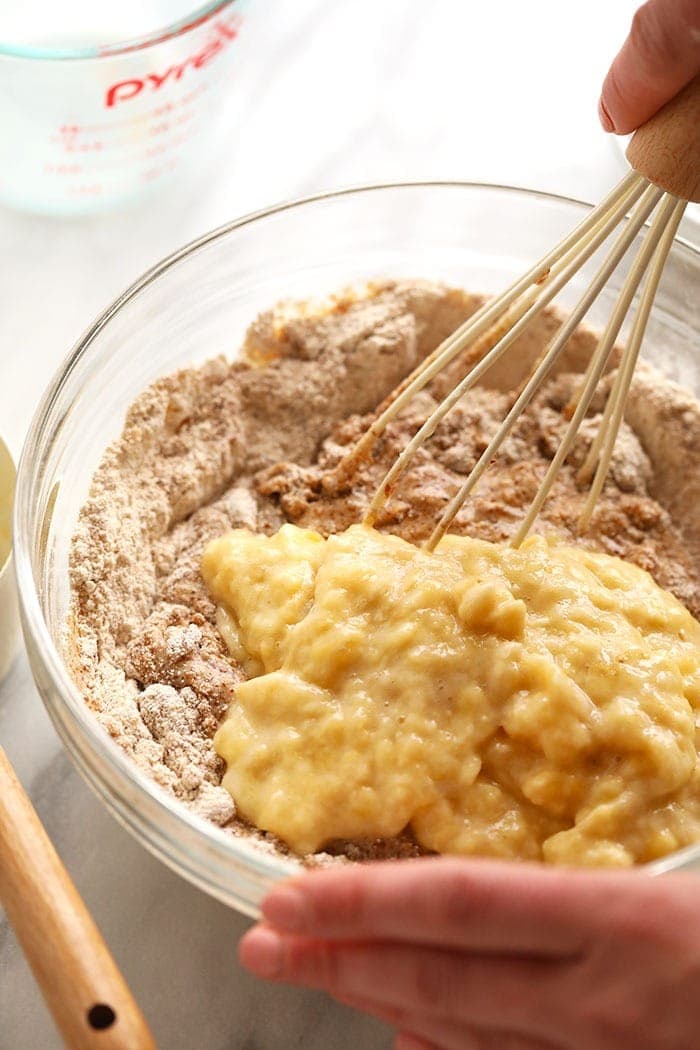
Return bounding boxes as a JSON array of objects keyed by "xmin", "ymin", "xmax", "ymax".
[{"xmin": 0, "ymin": 1, "xmax": 682, "ymax": 1047}]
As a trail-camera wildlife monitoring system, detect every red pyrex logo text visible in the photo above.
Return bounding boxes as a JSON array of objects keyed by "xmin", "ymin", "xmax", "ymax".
[{"xmin": 105, "ymin": 20, "xmax": 240, "ymax": 108}]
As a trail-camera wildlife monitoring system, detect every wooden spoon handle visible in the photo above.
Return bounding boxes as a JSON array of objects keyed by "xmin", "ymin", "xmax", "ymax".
[
  {"xmin": 0, "ymin": 746, "xmax": 156, "ymax": 1049},
  {"xmin": 626, "ymin": 74, "xmax": 700, "ymax": 202}
]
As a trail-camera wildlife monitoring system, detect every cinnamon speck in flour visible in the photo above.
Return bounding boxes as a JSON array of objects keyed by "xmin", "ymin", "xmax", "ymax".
[{"xmin": 66, "ymin": 280, "xmax": 700, "ymax": 863}]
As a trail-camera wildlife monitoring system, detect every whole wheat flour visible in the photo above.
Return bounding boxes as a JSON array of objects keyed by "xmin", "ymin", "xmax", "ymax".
[{"xmin": 66, "ymin": 280, "xmax": 700, "ymax": 864}]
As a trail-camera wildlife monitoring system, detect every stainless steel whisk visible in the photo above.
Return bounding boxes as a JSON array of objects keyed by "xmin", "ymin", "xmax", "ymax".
[{"xmin": 345, "ymin": 76, "xmax": 700, "ymax": 549}]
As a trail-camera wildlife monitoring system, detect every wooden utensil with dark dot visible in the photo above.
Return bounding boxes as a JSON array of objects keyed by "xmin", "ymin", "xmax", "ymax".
[{"xmin": 0, "ymin": 748, "xmax": 156, "ymax": 1049}]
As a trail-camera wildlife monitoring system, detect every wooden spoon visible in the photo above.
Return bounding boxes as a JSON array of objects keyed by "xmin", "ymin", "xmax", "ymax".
[{"xmin": 0, "ymin": 746, "xmax": 156, "ymax": 1049}]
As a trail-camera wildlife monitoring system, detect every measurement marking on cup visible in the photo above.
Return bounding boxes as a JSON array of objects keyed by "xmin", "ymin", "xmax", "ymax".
[
  {"xmin": 67, "ymin": 183, "xmax": 104, "ymax": 196},
  {"xmin": 102, "ymin": 134, "xmax": 193, "ymax": 167},
  {"xmin": 49, "ymin": 87, "xmax": 207, "ymax": 146},
  {"xmin": 43, "ymin": 164, "xmax": 83, "ymax": 176},
  {"xmin": 53, "ymin": 115, "xmax": 195, "ymax": 154},
  {"xmin": 60, "ymin": 142, "xmax": 105, "ymax": 154},
  {"xmin": 45, "ymin": 143, "xmax": 190, "ymax": 174}
]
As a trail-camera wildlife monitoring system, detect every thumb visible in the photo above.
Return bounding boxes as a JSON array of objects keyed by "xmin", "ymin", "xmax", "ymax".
[{"xmin": 599, "ymin": 0, "xmax": 700, "ymax": 134}]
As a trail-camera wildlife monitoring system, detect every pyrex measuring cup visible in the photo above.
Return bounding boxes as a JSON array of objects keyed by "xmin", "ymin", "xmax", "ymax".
[{"xmin": 0, "ymin": 1, "xmax": 251, "ymax": 215}]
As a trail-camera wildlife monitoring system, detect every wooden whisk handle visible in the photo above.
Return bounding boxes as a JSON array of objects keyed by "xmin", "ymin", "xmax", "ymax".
[
  {"xmin": 0, "ymin": 746, "xmax": 156, "ymax": 1049},
  {"xmin": 626, "ymin": 74, "xmax": 700, "ymax": 202}
]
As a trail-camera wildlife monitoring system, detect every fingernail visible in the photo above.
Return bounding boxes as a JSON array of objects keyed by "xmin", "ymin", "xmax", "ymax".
[
  {"xmin": 262, "ymin": 886, "xmax": 309, "ymax": 932},
  {"xmin": 598, "ymin": 96, "xmax": 615, "ymax": 133},
  {"xmin": 239, "ymin": 927, "xmax": 284, "ymax": 978}
]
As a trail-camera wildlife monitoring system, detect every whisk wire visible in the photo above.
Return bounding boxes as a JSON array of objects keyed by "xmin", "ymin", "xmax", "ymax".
[
  {"xmin": 510, "ymin": 189, "xmax": 678, "ymax": 547},
  {"xmin": 577, "ymin": 197, "xmax": 686, "ymax": 530},
  {"xmin": 365, "ymin": 175, "xmax": 651, "ymax": 528},
  {"xmin": 425, "ymin": 183, "xmax": 664, "ymax": 549},
  {"xmin": 349, "ymin": 172, "xmax": 647, "ymax": 495},
  {"xmin": 577, "ymin": 197, "xmax": 687, "ymax": 487}
]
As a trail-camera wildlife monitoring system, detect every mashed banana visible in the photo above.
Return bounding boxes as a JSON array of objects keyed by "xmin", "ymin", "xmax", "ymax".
[{"xmin": 202, "ymin": 523, "xmax": 700, "ymax": 866}]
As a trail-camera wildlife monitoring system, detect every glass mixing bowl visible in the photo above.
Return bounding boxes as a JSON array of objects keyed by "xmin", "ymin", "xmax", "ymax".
[{"xmin": 13, "ymin": 183, "xmax": 700, "ymax": 916}]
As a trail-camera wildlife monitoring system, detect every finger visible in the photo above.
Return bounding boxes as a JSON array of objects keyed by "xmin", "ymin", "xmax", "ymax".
[
  {"xmin": 260, "ymin": 856, "xmax": 630, "ymax": 956},
  {"xmin": 395, "ymin": 1022, "xmax": 560, "ymax": 1050},
  {"xmin": 395, "ymin": 1035, "xmax": 440, "ymax": 1050},
  {"xmin": 335, "ymin": 995, "xmax": 442, "ymax": 1043},
  {"xmin": 599, "ymin": 0, "xmax": 700, "ymax": 133},
  {"xmin": 238, "ymin": 926, "xmax": 566, "ymax": 1039},
  {"xmin": 335, "ymin": 992, "xmax": 406, "ymax": 1022},
  {"xmin": 395, "ymin": 1022, "xmax": 561, "ymax": 1050},
  {"xmin": 339, "ymin": 996, "xmax": 557, "ymax": 1050},
  {"xmin": 336, "ymin": 993, "xmax": 454, "ymax": 1044},
  {"xmin": 395, "ymin": 1034, "xmax": 442, "ymax": 1050},
  {"xmin": 337, "ymin": 993, "xmax": 482, "ymax": 1050}
]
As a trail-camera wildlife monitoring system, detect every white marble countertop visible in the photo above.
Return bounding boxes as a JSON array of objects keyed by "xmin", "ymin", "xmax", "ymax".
[{"xmin": 1, "ymin": 0, "xmax": 689, "ymax": 1046}]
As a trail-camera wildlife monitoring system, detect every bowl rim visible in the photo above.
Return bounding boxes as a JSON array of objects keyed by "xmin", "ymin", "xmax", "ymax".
[{"xmin": 13, "ymin": 179, "xmax": 700, "ymax": 896}]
